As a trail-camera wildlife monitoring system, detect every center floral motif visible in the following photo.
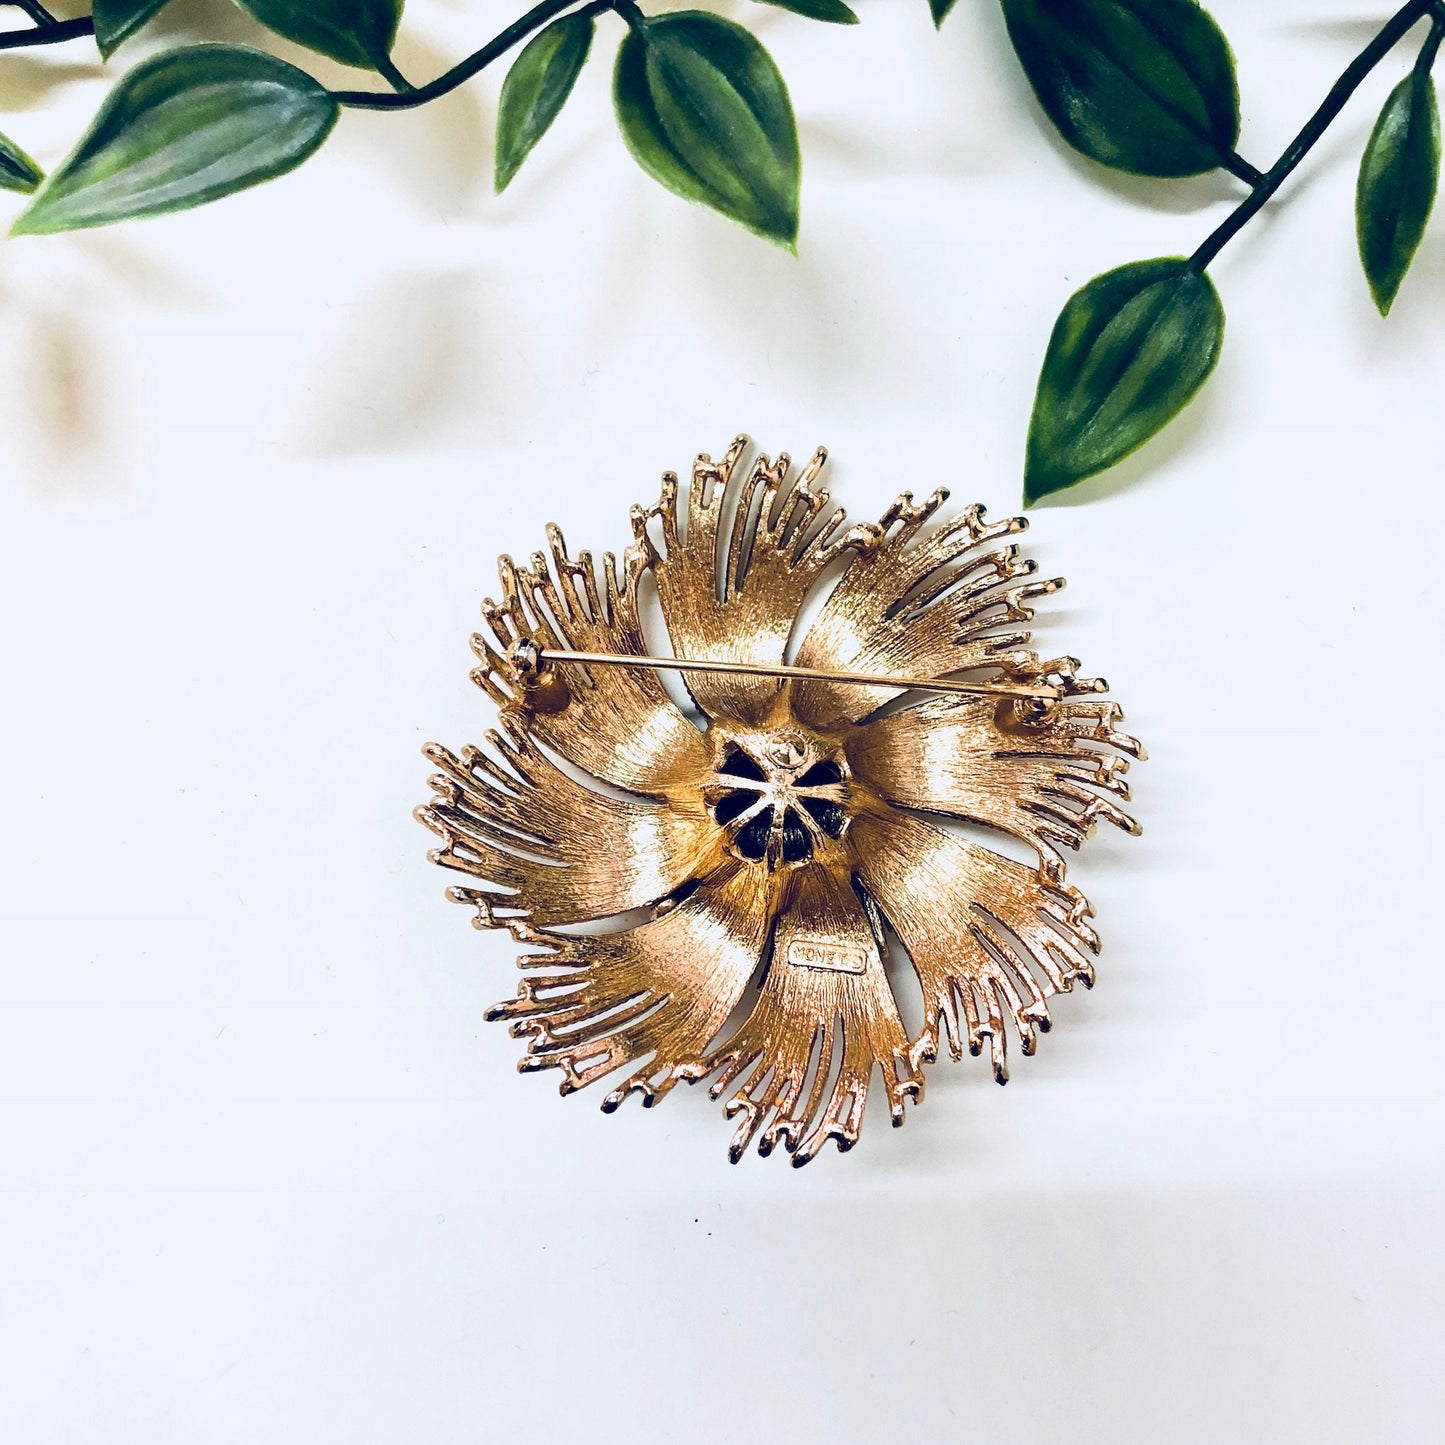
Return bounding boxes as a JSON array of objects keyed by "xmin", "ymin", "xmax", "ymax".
[
  {"xmin": 418, "ymin": 438, "xmax": 1143, "ymax": 1166},
  {"xmin": 708, "ymin": 730, "xmax": 849, "ymax": 866}
]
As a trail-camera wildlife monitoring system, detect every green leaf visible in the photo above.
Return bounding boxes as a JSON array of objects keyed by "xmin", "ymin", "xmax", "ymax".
[
  {"xmin": 1357, "ymin": 65, "xmax": 1440, "ymax": 317},
  {"xmin": 1025, "ymin": 258, "xmax": 1224, "ymax": 502},
  {"xmin": 757, "ymin": 0, "xmax": 859, "ymax": 24},
  {"xmin": 495, "ymin": 13, "xmax": 594, "ymax": 194},
  {"xmin": 233, "ymin": 0, "xmax": 403, "ymax": 71},
  {"xmin": 1000, "ymin": 0, "xmax": 1241, "ymax": 178},
  {"xmin": 0, "ymin": 130, "xmax": 43, "ymax": 195},
  {"xmin": 13, "ymin": 45, "xmax": 339, "ymax": 237},
  {"xmin": 613, "ymin": 11, "xmax": 801, "ymax": 249},
  {"xmin": 929, "ymin": 0, "xmax": 959, "ymax": 26},
  {"xmin": 93, "ymin": 0, "xmax": 174, "ymax": 59}
]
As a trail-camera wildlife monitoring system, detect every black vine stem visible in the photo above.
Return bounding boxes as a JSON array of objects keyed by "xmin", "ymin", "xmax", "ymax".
[
  {"xmin": 1223, "ymin": 152, "xmax": 1265, "ymax": 188},
  {"xmin": 5, "ymin": 0, "xmax": 58, "ymax": 25},
  {"xmin": 332, "ymin": 0, "xmax": 617, "ymax": 111},
  {"xmin": 1191, "ymin": 0, "xmax": 1444, "ymax": 271},
  {"xmin": 613, "ymin": 0, "xmax": 648, "ymax": 35},
  {"xmin": 1416, "ymin": 11, "xmax": 1445, "ymax": 87},
  {"xmin": 372, "ymin": 52, "xmax": 415, "ymax": 95},
  {"xmin": 0, "ymin": 14, "xmax": 89, "ymax": 49},
  {"xmin": 0, "ymin": 1, "xmax": 618, "ymax": 94}
]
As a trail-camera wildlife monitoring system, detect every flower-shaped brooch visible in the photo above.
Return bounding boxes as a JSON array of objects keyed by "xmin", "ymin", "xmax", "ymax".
[{"xmin": 418, "ymin": 438, "xmax": 1144, "ymax": 1166}]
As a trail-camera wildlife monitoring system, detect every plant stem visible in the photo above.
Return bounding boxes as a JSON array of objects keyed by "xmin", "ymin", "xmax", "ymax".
[
  {"xmin": 1415, "ymin": 12, "xmax": 1445, "ymax": 77},
  {"xmin": 332, "ymin": 0, "xmax": 617, "ymax": 112},
  {"xmin": 3, "ymin": 0, "xmax": 57, "ymax": 24},
  {"xmin": 1223, "ymin": 151, "xmax": 1265, "ymax": 187},
  {"xmin": 1191, "ymin": 0, "xmax": 1439, "ymax": 271},
  {"xmin": 0, "ymin": 13, "xmax": 89, "ymax": 49},
  {"xmin": 373, "ymin": 52, "xmax": 414, "ymax": 94},
  {"xmin": 613, "ymin": 0, "xmax": 648, "ymax": 35}
]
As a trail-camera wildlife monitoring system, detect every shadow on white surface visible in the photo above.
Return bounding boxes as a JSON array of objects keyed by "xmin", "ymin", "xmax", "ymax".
[
  {"xmin": 66, "ymin": 231, "xmax": 214, "ymax": 309},
  {"xmin": 0, "ymin": 54, "xmax": 100, "ymax": 110},
  {"xmin": 19, "ymin": 303, "xmax": 112, "ymax": 479},
  {"xmin": 341, "ymin": 45, "xmax": 491, "ymax": 221},
  {"xmin": 283, "ymin": 268, "xmax": 507, "ymax": 458},
  {"xmin": 1278, "ymin": 17, "xmax": 1410, "ymax": 43},
  {"xmin": 142, "ymin": 0, "xmax": 278, "ymax": 47},
  {"xmin": 798, "ymin": 116, "xmax": 1002, "ymax": 182}
]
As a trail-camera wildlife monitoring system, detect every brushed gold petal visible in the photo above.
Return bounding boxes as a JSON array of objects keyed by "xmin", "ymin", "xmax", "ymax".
[
  {"xmin": 484, "ymin": 863, "xmax": 778, "ymax": 1109},
  {"xmin": 849, "ymin": 680, "xmax": 1145, "ymax": 882},
  {"xmin": 689, "ymin": 865, "xmax": 921, "ymax": 1166},
  {"xmin": 635, "ymin": 437, "xmax": 880, "ymax": 723},
  {"xmin": 790, "ymin": 495, "xmax": 1060, "ymax": 727},
  {"xmin": 416, "ymin": 719, "xmax": 722, "ymax": 926},
  {"xmin": 852, "ymin": 811, "xmax": 1101, "ymax": 1084},
  {"xmin": 470, "ymin": 525, "xmax": 710, "ymax": 794}
]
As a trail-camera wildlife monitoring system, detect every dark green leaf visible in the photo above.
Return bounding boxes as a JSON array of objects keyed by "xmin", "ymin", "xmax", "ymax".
[
  {"xmin": 1025, "ymin": 258, "xmax": 1224, "ymax": 502},
  {"xmin": 495, "ymin": 13, "xmax": 594, "ymax": 194},
  {"xmin": 1000, "ymin": 0, "xmax": 1241, "ymax": 177},
  {"xmin": 93, "ymin": 0, "xmax": 174, "ymax": 59},
  {"xmin": 757, "ymin": 0, "xmax": 859, "ymax": 24},
  {"xmin": 13, "ymin": 45, "xmax": 339, "ymax": 236},
  {"xmin": 613, "ymin": 11, "xmax": 800, "ymax": 249},
  {"xmin": 929, "ymin": 0, "xmax": 959, "ymax": 26},
  {"xmin": 1357, "ymin": 66, "xmax": 1440, "ymax": 317},
  {"xmin": 233, "ymin": 0, "xmax": 403, "ymax": 70},
  {"xmin": 0, "ymin": 130, "xmax": 43, "ymax": 195}
]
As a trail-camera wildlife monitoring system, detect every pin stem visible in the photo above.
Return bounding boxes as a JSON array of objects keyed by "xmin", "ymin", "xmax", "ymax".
[{"xmin": 536, "ymin": 648, "xmax": 1064, "ymax": 701}]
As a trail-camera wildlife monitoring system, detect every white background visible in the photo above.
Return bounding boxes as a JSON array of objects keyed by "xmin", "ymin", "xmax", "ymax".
[{"xmin": 2, "ymin": 1, "xmax": 1443, "ymax": 1440}]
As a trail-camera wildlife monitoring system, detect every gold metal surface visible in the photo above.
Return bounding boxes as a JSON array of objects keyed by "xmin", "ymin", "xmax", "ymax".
[{"xmin": 418, "ymin": 437, "xmax": 1144, "ymax": 1166}]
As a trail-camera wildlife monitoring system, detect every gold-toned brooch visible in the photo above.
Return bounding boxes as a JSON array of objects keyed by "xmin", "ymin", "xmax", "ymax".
[{"xmin": 418, "ymin": 438, "xmax": 1144, "ymax": 1166}]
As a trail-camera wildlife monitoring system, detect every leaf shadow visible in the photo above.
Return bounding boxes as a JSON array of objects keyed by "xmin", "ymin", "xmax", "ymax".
[
  {"xmin": 6, "ymin": 294, "xmax": 116, "ymax": 488},
  {"xmin": 0, "ymin": 224, "xmax": 220, "ymax": 490},
  {"xmin": 1274, "ymin": 17, "xmax": 1403, "ymax": 43},
  {"xmin": 494, "ymin": 122, "xmax": 606, "ymax": 206},
  {"xmin": 634, "ymin": 200, "xmax": 861, "ymax": 402},
  {"xmin": 136, "ymin": 0, "xmax": 270, "ymax": 47},
  {"xmin": 0, "ymin": 56, "xmax": 102, "ymax": 112},
  {"xmin": 66, "ymin": 229, "xmax": 212, "ymax": 307},
  {"xmin": 796, "ymin": 116, "xmax": 998, "ymax": 182},
  {"xmin": 340, "ymin": 42, "xmax": 491, "ymax": 219},
  {"xmin": 283, "ymin": 267, "xmax": 514, "ymax": 458},
  {"xmin": 1069, "ymin": 156, "xmax": 1249, "ymax": 217},
  {"xmin": 131, "ymin": 0, "xmax": 267, "ymax": 46}
]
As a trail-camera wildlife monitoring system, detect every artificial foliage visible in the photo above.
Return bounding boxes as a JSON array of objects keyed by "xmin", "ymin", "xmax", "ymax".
[{"xmin": 1, "ymin": 0, "xmax": 1442, "ymax": 498}]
